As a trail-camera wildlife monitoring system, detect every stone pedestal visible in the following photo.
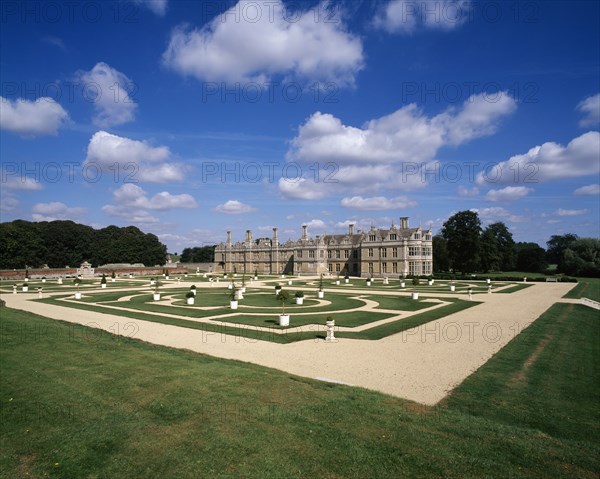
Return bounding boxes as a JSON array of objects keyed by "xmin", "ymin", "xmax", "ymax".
[{"xmin": 325, "ymin": 320, "xmax": 335, "ymax": 342}]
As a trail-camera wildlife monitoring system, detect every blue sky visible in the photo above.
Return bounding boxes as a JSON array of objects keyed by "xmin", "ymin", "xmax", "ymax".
[{"xmin": 1, "ymin": 0, "xmax": 599, "ymax": 252}]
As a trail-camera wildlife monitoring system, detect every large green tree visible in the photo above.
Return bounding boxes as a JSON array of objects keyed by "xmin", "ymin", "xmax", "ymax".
[
  {"xmin": 0, "ymin": 220, "xmax": 167, "ymax": 268},
  {"xmin": 546, "ymin": 233, "xmax": 578, "ymax": 264},
  {"xmin": 180, "ymin": 246, "xmax": 216, "ymax": 263},
  {"xmin": 441, "ymin": 211, "xmax": 482, "ymax": 273},
  {"xmin": 485, "ymin": 222, "xmax": 516, "ymax": 271},
  {"xmin": 515, "ymin": 242, "xmax": 548, "ymax": 273},
  {"xmin": 480, "ymin": 228, "xmax": 501, "ymax": 273},
  {"xmin": 432, "ymin": 235, "xmax": 449, "ymax": 273},
  {"xmin": 560, "ymin": 238, "xmax": 600, "ymax": 276}
]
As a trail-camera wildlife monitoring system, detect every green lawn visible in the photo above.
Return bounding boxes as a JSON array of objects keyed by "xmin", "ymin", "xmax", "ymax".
[
  {"xmin": 0, "ymin": 305, "xmax": 597, "ymax": 478},
  {"xmin": 563, "ymin": 277, "xmax": 600, "ymax": 303},
  {"xmin": 443, "ymin": 303, "xmax": 599, "ymax": 444}
]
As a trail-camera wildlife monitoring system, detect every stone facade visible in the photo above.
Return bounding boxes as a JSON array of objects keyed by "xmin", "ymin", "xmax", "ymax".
[{"xmin": 214, "ymin": 217, "xmax": 433, "ymax": 278}]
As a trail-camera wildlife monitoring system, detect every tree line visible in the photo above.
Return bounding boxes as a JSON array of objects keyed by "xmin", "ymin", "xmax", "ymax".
[
  {"xmin": 0, "ymin": 220, "xmax": 167, "ymax": 269},
  {"xmin": 433, "ymin": 210, "xmax": 599, "ymax": 277},
  {"xmin": 179, "ymin": 246, "xmax": 216, "ymax": 263}
]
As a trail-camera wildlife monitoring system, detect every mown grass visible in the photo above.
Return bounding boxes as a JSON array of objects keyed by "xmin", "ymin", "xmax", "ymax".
[
  {"xmin": 563, "ymin": 277, "xmax": 600, "ymax": 302},
  {"xmin": 495, "ymin": 283, "xmax": 533, "ymax": 294},
  {"xmin": 0, "ymin": 305, "xmax": 598, "ymax": 478},
  {"xmin": 442, "ymin": 303, "xmax": 599, "ymax": 444}
]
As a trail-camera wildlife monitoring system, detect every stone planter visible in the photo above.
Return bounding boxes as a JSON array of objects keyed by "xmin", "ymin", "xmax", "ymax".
[
  {"xmin": 75, "ymin": 291, "xmax": 82, "ymax": 299},
  {"xmin": 241, "ymin": 287, "xmax": 246, "ymax": 293},
  {"xmin": 153, "ymin": 293, "xmax": 161, "ymax": 301},
  {"xmin": 254, "ymin": 276, "xmax": 258, "ymax": 280},
  {"xmin": 366, "ymin": 281, "xmax": 371, "ymax": 287},
  {"xmin": 486, "ymin": 278, "xmax": 491, "ymax": 284},
  {"xmin": 234, "ymin": 290, "xmax": 243, "ymax": 300},
  {"xmin": 295, "ymin": 297, "xmax": 304, "ymax": 305},
  {"xmin": 101, "ymin": 283, "xmax": 107, "ymax": 289},
  {"xmin": 287, "ymin": 280, "xmax": 292, "ymax": 285},
  {"xmin": 22, "ymin": 286, "xmax": 29, "ymax": 292},
  {"xmin": 57, "ymin": 278, "xmax": 63, "ymax": 284},
  {"xmin": 344, "ymin": 279, "xmax": 349, "ymax": 284},
  {"xmin": 228, "ymin": 283, "xmax": 233, "ymax": 290},
  {"xmin": 275, "ymin": 288, "xmax": 282, "ymax": 296},
  {"xmin": 24, "ymin": 278, "xmax": 29, "ymax": 282},
  {"xmin": 427, "ymin": 280, "xmax": 433, "ymax": 286},
  {"xmin": 150, "ymin": 280, "xmax": 156, "ymax": 286},
  {"xmin": 384, "ymin": 277, "xmax": 389, "ymax": 285},
  {"xmin": 449, "ymin": 285, "xmax": 456, "ymax": 292},
  {"xmin": 411, "ymin": 292, "xmax": 419, "ymax": 300},
  {"xmin": 41, "ymin": 279, "xmax": 46, "ymax": 283},
  {"xmin": 187, "ymin": 297, "xmax": 195, "ymax": 305},
  {"xmin": 165, "ymin": 276, "xmax": 170, "ymax": 280},
  {"xmin": 335, "ymin": 280, "xmax": 340, "ymax": 285},
  {"xmin": 129, "ymin": 274, "xmax": 133, "ymax": 279},
  {"xmin": 230, "ymin": 300, "xmax": 238, "ymax": 310},
  {"xmin": 400, "ymin": 282, "xmax": 405, "ymax": 288},
  {"xmin": 279, "ymin": 314, "xmax": 290, "ymax": 326},
  {"xmin": 111, "ymin": 278, "xmax": 115, "ymax": 283},
  {"xmin": 190, "ymin": 289, "xmax": 196, "ymax": 296},
  {"xmin": 317, "ymin": 291, "xmax": 324, "ymax": 299}
]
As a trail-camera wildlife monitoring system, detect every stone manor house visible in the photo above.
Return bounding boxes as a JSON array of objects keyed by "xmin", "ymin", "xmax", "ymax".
[{"xmin": 214, "ymin": 217, "xmax": 433, "ymax": 278}]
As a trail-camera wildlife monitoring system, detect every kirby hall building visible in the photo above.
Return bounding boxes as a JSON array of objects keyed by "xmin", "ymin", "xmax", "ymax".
[{"xmin": 214, "ymin": 217, "xmax": 433, "ymax": 278}]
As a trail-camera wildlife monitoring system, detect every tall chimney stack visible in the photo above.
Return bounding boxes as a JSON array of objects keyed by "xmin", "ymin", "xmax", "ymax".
[
  {"xmin": 272, "ymin": 227, "xmax": 278, "ymax": 241},
  {"xmin": 226, "ymin": 231, "xmax": 232, "ymax": 244},
  {"xmin": 400, "ymin": 217, "xmax": 409, "ymax": 229},
  {"xmin": 245, "ymin": 229, "xmax": 252, "ymax": 243},
  {"xmin": 302, "ymin": 224, "xmax": 308, "ymax": 240},
  {"xmin": 349, "ymin": 223, "xmax": 355, "ymax": 235}
]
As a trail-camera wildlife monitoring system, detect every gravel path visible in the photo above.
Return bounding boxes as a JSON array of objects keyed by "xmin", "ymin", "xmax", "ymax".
[{"xmin": 1, "ymin": 282, "xmax": 575, "ymax": 405}]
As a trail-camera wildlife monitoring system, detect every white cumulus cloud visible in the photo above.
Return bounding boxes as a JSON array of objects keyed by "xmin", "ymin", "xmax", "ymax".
[
  {"xmin": 215, "ymin": 200, "xmax": 257, "ymax": 214},
  {"xmin": 476, "ymin": 131, "xmax": 600, "ymax": 185},
  {"xmin": 78, "ymin": 62, "xmax": 137, "ymax": 127},
  {"xmin": 85, "ymin": 131, "xmax": 184, "ymax": 183},
  {"xmin": 577, "ymin": 93, "xmax": 600, "ymax": 127},
  {"xmin": 108, "ymin": 183, "xmax": 197, "ymax": 210},
  {"xmin": 485, "ymin": 186, "xmax": 533, "ymax": 202},
  {"xmin": 0, "ymin": 96, "xmax": 69, "ymax": 136},
  {"xmin": 574, "ymin": 184, "xmax": 600, "ymax": 195},
  {"xmin": 32, "ymin": 202, "xmax": 86, "ymax": 222},
  {"xmin": 162, "ymin": 0, "xmax": 363, "ymax": 86},
  {"xmin": 340, "ymin": 195, "xmax": 416, "ymax": 211},
  {"xmin": 134, "ymin": 0, "xmax": 167, "ymax": 16},
  {"xmin": 555, "ymin": 208, "xmax": 588, "ymax": 216},
  {"xmin": 374, "ymin": 0, "xmax": 472, "ymax": 34},
  {"xmin": 281, "ymin": 92, "xmax": 516, "ymax": 199}
]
